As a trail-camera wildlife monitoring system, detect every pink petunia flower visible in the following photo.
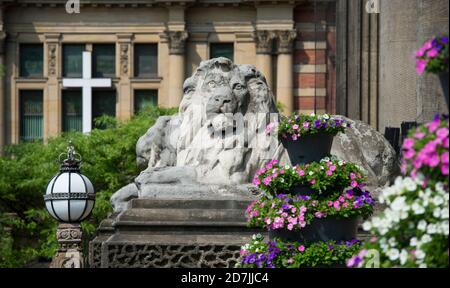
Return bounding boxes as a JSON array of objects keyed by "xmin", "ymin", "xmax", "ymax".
[
  {"xmin": 404, "ymin": 149, "xmax": 416, "ymax": 160},
  {"xmin": 437, "ymin": 127, "xmax": 449, "ymax": 139},
  {"xmin": 442, "ymin": 165, "xmax": 449, "ymax": 176},
  {"xmin": 333, "ymin": 201, "xmax": 341, "ymax": 210},
  {"xmin": 429, "ymin": 154, "xmax": 441, "ymax": 168},
  {"xmin": 427, "ymin": 48, "xmax": 440, "ymax": 58},
  {"xmin": 442, "ymin": 152, "xmax": 449, "ymax": 165},
  {"xmin": 326, "ymin": 170, "xmax": 333, "ymax": 176},
  {"xmin": 298, "ymin": 170, "xmax": 305, "ymax": 176},
  {"xmin": 414, "ymin": 132, "xmax": 426, "ymax": 139},
  {"xmin": 403, "ymin": 138, "xmax": 415, "ymax": 149},
  {"xmin": 416, "ymin": 59, "xmax": 427, "ymax": 75},
  {"xmin": 298, "ymin": 245, "xmax": 305, "ymax": 252},
  {"xmin": 303, "ymin": 122, "xmax": 310, "ymax": 129},
  {"xmin": 351, "ymin": 180, "xmax": 358, "ymax": 188},
  {"xmin": 293, "ymin": 124, "xmax": 299, "ymax": 130}
]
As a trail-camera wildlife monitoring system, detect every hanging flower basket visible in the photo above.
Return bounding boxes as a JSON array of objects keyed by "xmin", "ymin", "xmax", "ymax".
[
  {"xmin": 281, "ymin": 133, "xmax": 334, "ymax": 166},
  {"xmin": 415, "ymin": 35, "xmax": 449, "ymax": 109},
  {"xmin": 268, "ymin": 114, "xmax": 349, "ymax": 166}
]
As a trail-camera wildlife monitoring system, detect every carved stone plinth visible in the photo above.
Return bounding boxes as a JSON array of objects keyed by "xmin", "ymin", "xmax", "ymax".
[
  {"xmin": 89, "ymin": 198, "xmax": 265, "ymax": 268},
  {"xmin": 50, "ymin": 223, "xmax": 84, "ymax": 268}
]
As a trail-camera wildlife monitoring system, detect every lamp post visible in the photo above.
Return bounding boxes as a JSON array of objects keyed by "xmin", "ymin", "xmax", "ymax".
[{"xmin": 44, "ymin": 142, "xmax": 95, "ymax": 268}]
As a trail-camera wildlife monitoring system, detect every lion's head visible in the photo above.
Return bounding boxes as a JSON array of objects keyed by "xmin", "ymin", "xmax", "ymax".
[{"xmin": 174, "ymin": 58, "xmax": 278, "ymax": 184}]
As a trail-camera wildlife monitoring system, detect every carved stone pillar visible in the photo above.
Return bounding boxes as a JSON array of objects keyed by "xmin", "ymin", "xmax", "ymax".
[
  {"xmin": 50, "ymin": 223, "xmax": 84, "ymax": 268},
  {"xmin": 166, "ymin": 31, "xmax": 188, "ymax": 108},
  {"xmin": 255, "ymin": 30, "xmax": 275, "ymax": 91},
  {"xmin": 0, "ymin": 30, "xmax": 5, "ymax": 155},
  {"xmin": 44, "ymin": 34, "xmax": 61, "ymax": 140},
  {"xmin": 275, "ymin": 30, "xmax": 297, "ymax": 115},
  {"xmin": 117, "ymin": 34, "xmax": 132, "ymax": 121}
]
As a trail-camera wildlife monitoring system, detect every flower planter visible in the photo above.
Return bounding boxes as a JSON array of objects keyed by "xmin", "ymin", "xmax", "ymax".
[
  {"xmin": 439, "ymin": 71, "xmax": 449, "ymax": 109},
  {"xmin": 281, "ymin": 133, "xmax": 334, "ymax": 166},
  {"xmin": 269, "ymin": 217, "xmax": 359, "ymax": 243},
  {"xmin": 289, "ymin": 185, "xmax": 315, "ymax": 196}
]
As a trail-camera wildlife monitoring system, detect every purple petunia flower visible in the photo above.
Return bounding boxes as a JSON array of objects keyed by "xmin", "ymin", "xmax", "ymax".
[{"xmin": 314, "ymin": 120, "xmax": 322, "ymax": 129}]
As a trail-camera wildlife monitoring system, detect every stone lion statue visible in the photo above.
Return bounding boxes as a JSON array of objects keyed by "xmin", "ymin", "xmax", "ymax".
[{"xmin": 111, "ymin": 58, "xmax": 280, "ymax": 211}]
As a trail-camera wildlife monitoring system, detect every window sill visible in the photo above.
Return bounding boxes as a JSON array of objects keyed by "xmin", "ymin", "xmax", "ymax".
[
  {"xmin": 15, "ymin": 77, "xmax": 48, "ymax": 83},
  {"xmin": 130, "ymin": 77, "xmax": 162, "ymax": 83}
]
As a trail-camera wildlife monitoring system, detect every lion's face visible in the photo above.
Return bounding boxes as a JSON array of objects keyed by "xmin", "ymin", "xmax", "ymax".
[{"xmin": 180, "ymin": 58, "xmax": 250, "ymax": 117}]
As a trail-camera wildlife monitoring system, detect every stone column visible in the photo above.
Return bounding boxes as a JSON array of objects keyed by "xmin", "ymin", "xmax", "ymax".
[
  {"xmin": 117, "ymin": 34, "xmax": 132, "ymax": 121},
  {"xmin": 166, "ymin": 31, "xmax": 188, "ymax": 108},
  {"xmin": 0, "ymin": 30, "xmax": 5, "ymax": 155},
  {"xmin": 50, "ymin": 223, "xmax": 84, "ymax": 268},
  {"xmin": 255, "ymin": 30, "xmax": 275, "ymax": 91},
  {"xmin": 275, "ymin": 30, "xmax": 297, "ymax": 115},
  {"xmin": 45, "ymin": 34, "xmax": 61, "ymax": 141}
]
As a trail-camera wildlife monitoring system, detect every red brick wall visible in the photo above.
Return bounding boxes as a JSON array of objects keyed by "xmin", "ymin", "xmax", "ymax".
[{"xmin": 294, "ymin": 2, "xmax": 336, "ymax": 114}]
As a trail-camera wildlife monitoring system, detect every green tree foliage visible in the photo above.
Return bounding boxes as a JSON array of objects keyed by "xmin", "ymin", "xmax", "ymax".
[{"xmin": 0, "ymin": 107, "xmax": 177, "ymax": 267}]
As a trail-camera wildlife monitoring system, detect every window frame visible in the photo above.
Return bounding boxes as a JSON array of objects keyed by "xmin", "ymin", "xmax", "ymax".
[
  {"xmin": 133, "ymin": 89, "xmax": 158, "ymax": 114},
  {"xmin": 19, "ymin": 89, "xmax": 44, "ymax": 142},
  {"xmin": 209, "ymin": 42, "xmax": 235, "ymax": 61},
  {"xmin": 62, "ymin": 44, "xmax": 85, "ymax": 78},
  {"xmin": 92, "ymin": 44, "xmax": 116, "ymax": 78},
  {"xmin": 133, "ymin": 43, "xmax": 158, "ymax": 79},
  {"xmin": 19, "ymin": 43, "xmax": 44, "ymax": 78}
]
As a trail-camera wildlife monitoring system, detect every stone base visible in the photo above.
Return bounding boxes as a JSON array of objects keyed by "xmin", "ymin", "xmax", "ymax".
[{"xmin": 89, "ymin": 198, "xmax": 264, "ymax": 268}]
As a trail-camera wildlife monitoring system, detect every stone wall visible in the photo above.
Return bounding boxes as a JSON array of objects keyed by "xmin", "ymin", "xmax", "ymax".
[{"xmin": 378, "ymin": 0, "xmax": 449, "ymax": 132}]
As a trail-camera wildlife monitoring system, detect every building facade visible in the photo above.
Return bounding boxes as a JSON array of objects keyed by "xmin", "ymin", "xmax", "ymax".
[{"xmin": 0, "ymin": 0, "xmax": 339, "ymax": 150}]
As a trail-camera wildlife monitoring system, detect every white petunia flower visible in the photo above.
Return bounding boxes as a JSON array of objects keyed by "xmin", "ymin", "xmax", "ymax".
[
  {"xmin": 412, "ymin": 203, "xmax": 425, "ymax": 215},
  {"xmin": 415, "ymin": 250, "xmax": 426, "ymax": 260},
  {"xmin": 433, "ymin": 208, "xmax": 441, "ymax": 218},
  {"xmin": 362, "ymin": 221, "xmax": 372, "ymax": 231},
  {"xmin": 421, "ymin": 234, "xmax": 432, "ymax": 244},
  {"xmin": 400, "ymin": 250, "xmax": 408, "ymax": 265},
  {"xmin": 441, "ymin": 208, "xmax": 449, "ymax": 220},
  {"xmin": 432, "ymin": 196, "xmax": 444, "ymax": 206},
  {"xmin": 387, "ymin": 249, "xmax": 400, "ymax": 261},
  {"xmin": 418, "ymin": 220, "xmax": 427, "ymax": 231},
  {"xmin": 427, "ymin": 224, "xmax": 437, "ymax": 234}
]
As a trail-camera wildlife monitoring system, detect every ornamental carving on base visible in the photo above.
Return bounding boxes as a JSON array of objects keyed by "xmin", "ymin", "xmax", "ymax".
[
  {"xmin": 48, "ymin": 44, "xmax": 57, "ymax": 76},
  {"xmin": 275, "ymin": 30, "xmax": 297, "ymax": 54},
  {"xmin": 50, "ymin": 223, "xmax": 84, "ymax": 268},
  {"xmin": 254, "ymin": 30, "xmax": 275, "ymax": 54},
  {"xmin": 120, "ymin": 43, "xmax": 129, "ymax": 75},
  {"xmin": 97, "ymin": 243, "xmax": 242, "ymax": 268},
  {"xmin": 166, "ymin": 30, "xmax": 189, "ymax": 55}
]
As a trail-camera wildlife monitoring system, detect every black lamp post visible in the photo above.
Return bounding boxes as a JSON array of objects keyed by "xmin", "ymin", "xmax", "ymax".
[{"xmin": 44, "ymin": 142, "xmax": 95, "ymax": 268}]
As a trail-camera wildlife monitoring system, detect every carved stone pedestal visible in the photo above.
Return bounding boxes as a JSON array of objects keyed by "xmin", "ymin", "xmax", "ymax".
[
  {"xmin": 89, "ymin": 198, "xmax": 265, "ymax": 268},
  {"xmin": 50, "ymin": 223, "xmax": 84, "ymax": 268}
]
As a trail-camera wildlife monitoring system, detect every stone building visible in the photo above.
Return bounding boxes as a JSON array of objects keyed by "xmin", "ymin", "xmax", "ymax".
[{"xmin": 0, "ymin": 0, "xmax": 448, "ymax": 153}]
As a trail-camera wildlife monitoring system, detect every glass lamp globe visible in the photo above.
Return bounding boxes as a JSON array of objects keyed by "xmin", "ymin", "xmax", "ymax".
[{"xmin": 44, "ymin": 144, "xmax": 95, "ymax": 223}]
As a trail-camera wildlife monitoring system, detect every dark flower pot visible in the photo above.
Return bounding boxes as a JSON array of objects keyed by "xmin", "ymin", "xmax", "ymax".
[
  {"xmin": 289, "ymin": 185, "xmax": 315, "ymax": 196},
  {"xmin": 281, "ymin": 133, "xmax": 334, "ymax": 166},
  {"xmin": 269, "ymin": 217, "xmax": 359, "ymax": 243},
  {"xmin": 439, "ymin": 71, "xmax": 449, "ymax": 109}
]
